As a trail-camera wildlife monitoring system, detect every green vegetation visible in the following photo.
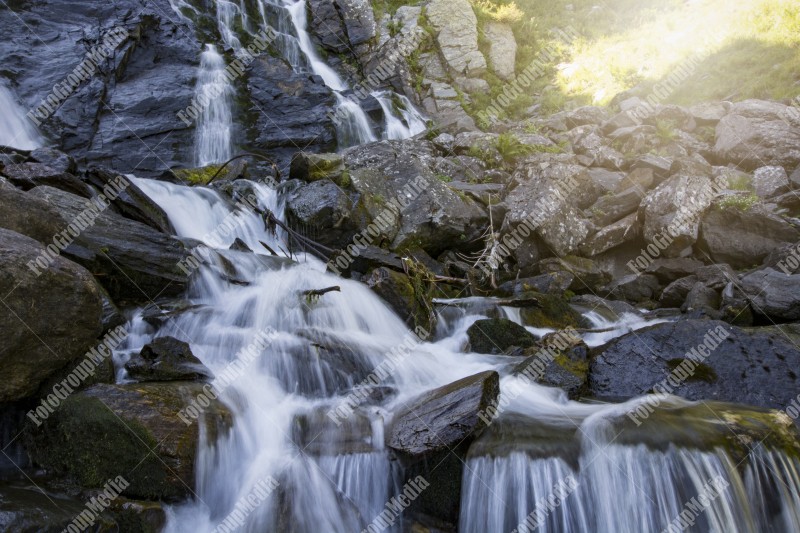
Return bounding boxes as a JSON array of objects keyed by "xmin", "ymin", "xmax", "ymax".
[
  {"xmin": 172, "ymin": 165, "xmax": 223, "ymax": 185},
  {"xmin": 466, "ymin": 0, "xmax": 800, "ymax": 118},
  {"xmin": 654, "ymin": 119, "xmax": 678, "ymax": 143},
  {"xmin": 719, "ymin": 193, "xmax": 760, "ymax": 211},
  {"xmin": 436, "ymin": 174, "xmax": 453, "ymax": 183}
]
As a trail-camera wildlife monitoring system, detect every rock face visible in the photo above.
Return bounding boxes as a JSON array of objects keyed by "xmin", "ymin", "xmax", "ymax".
[
  {"xmin": 125, "ymin": 337, "xmax": 213, "ymax": 382},
  {"xmin": 714, "ymin": 100, "xmax": 800, "ymax": 170},
  {"xmin": 426, "ymin": 0, "xmax": 487, "ymax": 77},
  {"xmin": 29, "ymin": 186, "xmax": 189, "ymax": 304},
  {"xmin": 388, "ymin": 370, "xmax": 500, "ymax": 458},
  {"xmin": 0, "ymin": 184, "xmax": 68, "ymax": 244},
  {"xmin": 0, "ymin": 228, "xmax": 104, "ymax": 402},
  {"xmin": 0, "ymin": 0, "xmax": 199, "ymax": 176},
  {"xmin": 342, "ymin": 140, "xmax": 488, "ymax": 255},
  {"xmin": 284, "ymin": 179, "xmax": 366, "ymax": 250},
  {"xmin": 25, "ymin": 383, "xmax": 232, "ymax": 501},
  {"xmin": 589, "ymin": 320, "xmax": 800, "ymax": 409},
  {"xmin": 699, "ymin": 202, "xmax": 800, "ymax": 269},
  {"xmin": 483, "ymin": 22, "xmax": 516, "ymax": 80},
  {"xmin": 467, "ymin": 318, "xmax": 537, "ymax": 354}
]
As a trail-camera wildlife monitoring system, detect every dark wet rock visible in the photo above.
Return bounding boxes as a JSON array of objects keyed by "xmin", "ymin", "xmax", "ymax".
[
  {"xmin": 25, "ymin": 383, "xmax": 232, "ymax": 501},
  {"xmin": 520, "ymin": 293, "xmax": 587, "ymax": 330},
  {"xmin": 714, "ymin": 100, "xmax": 800, "ymax": 170},
  {"xmin": 606, "ymin": 274, "xmax": 660, "ymax": 303},
  {"xmin": 467, "ymin": 318, "xmax": 537, "ymax": 354},
  {"xmin": 289, "ymin": 152, "xmax": 344, "ymax": 183},
  {"xmin": 29, "ymin": 186, "xmax": 189, "ymax": 304},
  {"xmin": 699, "ymin": 201, "xmax": 800, "ymax": 269},
  {"xmin": 84, "ymin": 169, "xmax": 174, "ymax": 233},
  {"xmin": 327, "ymin": 245, "xmax": 404, "ymax": 277},
  {"xmin": 388, "ymin": 370, "xmax": 499, "ymax": 458},
  {"xmin": 681, "ymin": 282, "xmax": 721, "ymax": 316},
  {"xmin": 570, "ymin": 294, "xmax": 641, "ymax": 320},
  {"xmin": 0, "ymin": 229, "xmax": 104, "ymax": 403},
  {"xmin": 514, "ymin": 342, "xmax": 590, "ymax": 400},
  {"xmin": 367, "ymin": 267, "xmax": 434, "ymax": 331},
  {"xmin": 1, "ymin": 163, "xmax": 92, "ymax": 198},
  {"xmin": 0, "ymin": 184, "xmax": 68, "ymax": 244},
  {"xmin": 658, "ymin": 276, "xmax": 698, "ymax": 308},
  {"xmin": 28, "ymin": 147, "xmax": 77, "ymax": 175},
  {"xmin": 125, "ymin": 337, "xmax": 212, "ymax": 382},
  {"xmin": 539, "ymin": 256, "xmax": 611, "ymax": 293},
  {"xmin": 739, "ymin": 268, "xmax": 800, "ymax": 321},
  {"xmin": 497, "ymin": 272, "xmax": 575, "ymax": 296},
  {"xmin": 284, "ymin": 179, "xmax": 366, "ymax": 250},
  {"xmin": 588, "ymin": 320, "xmax": 800, "ymax": 409},
  {"xmin": 645, "ymin": 258, "xmax": 704, "ymax": 283}
]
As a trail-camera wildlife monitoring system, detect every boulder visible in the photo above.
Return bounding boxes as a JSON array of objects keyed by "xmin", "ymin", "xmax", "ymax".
[
  {"xmin": 638, "ymin": 173, "xmax": 718, "ymax": 257},
  {"xmin": 388, "ymin": 370, "xmax": 499, "ymax": 458},
  {"xmin": 466, "ymin": 318, "xmax": 537, "ymax": 354},
  {"xmin": 504, "ymin": 161, "xmax": 592, "ymax": 256},
  {"xmin": 84, "ymin": 169, "xmax": 174, "ymax": 233},
  {"xmin": 589, "ymin": 320, "xmax": 800, "ymax": 409},
  {"xmin": 1, "ymin": 163, "xmax": 92, "ymax": 198},
  {"xmin": 426, "ymin": 0, "xmax": 487, "ymax": 77},
  {"xmin": 564, "ymin": 106, "xmax": 610, "ymax": 129},
  {"xmin": 579, "ymin": 212, "xmax": 640, "ymax": 256},
  {"xmin": 29, "ymin": 186, "xmax": 189, "ymax": 304},
  {"xmin": 0, "ymin": 482, "xmax": 117, "ymax": 532},
  {"xmin": 714, "ymin": 100, "xmax": 800, "ymax": 170},
  {"xmin": 606, "ymin": 274, "xmax": 661, "ymax": 303},
  {"xmin": 539, "ymin": 256, "xmax": 611, "ymax": 293},
  {"xmin": 645, "ymin": 257, "xmax": 704, "ymax": 282},
  {"xmin": 0, "ymin": 185, "xmax": 68, "ymax": 244},
  {"xmin": 739, "ymin": 268, "xmax": 800, "ymax": 321},
  {"xmin": 514, "ymin": 342, "xmax": 590, "ymax": 400},
  {"xmin": 497, "ymin": 272, "xmax": 574, "ymax": 296},
  {"xmin": 343, "ymin": 140, "xmax": 488, "ymax": 255},
  {"xmin": 125, "ymin": 337, "xmax": 213, "ymax": 382},
  {"xmin": 289, "ymin": 152, "xmax": 345, "ymax": 183},
  {"xmin": 699, "ymin": 202, "xmax": 800, "ymax": 269},
  {"xmin": 28, "ymin": 147, "xmax": 77, "ymax": 174},
  {"xmin": 752, "ymin": 166, "xmax": 790, "ymax": 199},
  {"xmin": 483, "ymin": 22, "xmax": 516, "ymax": 81},
  {"xmin": 519, "ymin": 293, "xmax": 586, "ymax": 330},
  {"xmin": 688, "ymin": 102, "xmax": 731, "ymax": 125},
  {"xmin": 588, "ymin": 186, "xmax": 645, "ymax": 226},
  {"xmin": 681, "ymin": 282, "xmax": 721, "ymax": 315},
  {"xmin": 367, "ymin": 267, "xmax": 434, "ymax": 331},
  {"xmin": 25, "ymin": 383, "xmax": 232, "ymax": 501},
  {"xmin": 658, "ymin": 276, "xmax": 698, "ymax": 308},
  {"xmin": 0, "ymin": 229, "xmax": 103, "ymax": 402}
]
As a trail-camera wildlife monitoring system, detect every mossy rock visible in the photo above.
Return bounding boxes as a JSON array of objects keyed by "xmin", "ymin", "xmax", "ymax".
[
  {"xmin": 467, "ymin": 318, "xmax": 537, "ymax": 354},
  {"xmin": 289, "ymin": 152, "xmax": 344, "ymax": 183},
  {"xmin": 519, "ymin": 291, "xmax": 587, "ymax": 329},
  {"xmin": 24, "ymin": 383, "xmax": 232, "ymax": 501},
  {"xmin": 367, "ymin": 267, "xmax": 435, "ymax": 332},
  {"xmin": 171, "ymin": 160, "xmax": 248, "ymax": 185}
]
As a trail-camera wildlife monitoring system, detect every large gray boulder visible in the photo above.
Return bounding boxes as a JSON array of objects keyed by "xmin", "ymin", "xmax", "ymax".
[
  {"xmin": 589, "ymin": 320, "xmax": 800, "ymax": 409},
  {"xmin": 426, "ymin": 0, "xmax": 487, "ymax": 77},
  {"xmin": 284, "ymin": 179, "xmax": 367, "ymax": 250},
  {"xmin": 483, "ymin": 22, "xmax": 516, "ymax": 81},
  {"xmin": 0, "ymin": 184, "xmax": 67, "ymax": 244},
  {"xmin": 714, "ymin": 100, "xmax": 800, "ymax": 170},
  {"xmin": 342, "ymin": 140, "xmax": 488, "ymax": 255},
  {"xmin": 29, "ymin": 186, "xmax": 189, "ymax": 304},
  {"xmin": 638, "ymin": 173, "xmax": 718, "ymax": 257},
  {"xmin": 0, "ymin": 229, "xmax": 104, "ymax": 402},
  {"xmin": 699, "ymin": 202, "xmax": 800, "ymax": 269}
]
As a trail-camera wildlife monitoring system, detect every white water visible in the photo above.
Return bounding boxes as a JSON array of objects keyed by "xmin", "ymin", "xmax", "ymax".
[
  {"xmin": 0, "ymin": 83, "xmax": 42, "ymax": 150},
  {"xmin": 193, "ymin": 45, "xmax": 234, "ymax": 167},
  {"xmin": 374, "ymin": 91, "xmax": 427, "ymax": 140},
  {"xmin": 121, "ymin": 178, "xmax": 800, "ymax": 533}
]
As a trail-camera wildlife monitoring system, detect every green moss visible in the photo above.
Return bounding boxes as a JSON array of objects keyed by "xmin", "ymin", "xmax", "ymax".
[
  {"xmin": 520, "ymin": 292, "xmax": 587, "ymax": 329},
  {"xmin": 436, "ymin": 174, "xmax": 453, "ymax": 183},
  {"xmin": 666, "ymin": 358, "xmax": 718, "ymax": 383},
  {"xmin": 719, "ymin": 193, "xmax": 759, "ymax": 211},
  {"xmin": 172, "ymin": 165, "xmax": 223, "ymax": 185}
]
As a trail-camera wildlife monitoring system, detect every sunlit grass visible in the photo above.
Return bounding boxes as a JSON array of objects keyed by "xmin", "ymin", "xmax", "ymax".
[{"xmin": 503, "ymin": 0, "xmax": 800, "ymax": 108}]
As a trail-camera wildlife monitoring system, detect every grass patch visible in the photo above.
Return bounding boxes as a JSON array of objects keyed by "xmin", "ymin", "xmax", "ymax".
[{"xmin": 719, "ymin": 194, "xmax": 760, "ymax": 211}]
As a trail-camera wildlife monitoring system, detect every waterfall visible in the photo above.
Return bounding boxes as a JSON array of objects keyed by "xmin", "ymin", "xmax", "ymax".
[
  {"xmin": 0, "ymin": 82, "xmax": 42, "ymax": 151},
  {"xmin": 374, "ymin": 91, "xmax": 428, "ymax": 140},
  {"xmin": 121, "ymin": 177, "xmax": 800, "ymax": 533},
  {"xmin": 333, "ymin": 94, "xmax": 378, "ymax": 146},
  {"xmin": 193, "ymin": 45, "xmax": 234, "ymax": 167}
]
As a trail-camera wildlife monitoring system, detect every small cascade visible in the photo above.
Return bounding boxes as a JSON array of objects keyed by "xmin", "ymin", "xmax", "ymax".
[
  {"xmin": 333, "ymin": 94, "xmax": 378, "ymax": 147},
  {"xmin": 374, "ymin": 91, "xmax": 427, "ymax": 140},
  {"xmin": 215, "ymin": 0, "xmax": 244, "ymax": 50},
  {"xmin": 281, "ymin": 0, "xmax": 346, "ymax": 90},
  {"xmin": 193, "ymin": 45, "xmax": 234, "ymax": 167},
  {"xmin": 0, "ymin": 82, "xmax": 42, "ymax": 150}
]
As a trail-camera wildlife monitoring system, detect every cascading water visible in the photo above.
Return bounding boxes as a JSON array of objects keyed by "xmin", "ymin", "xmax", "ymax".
[
  {"xmin": 193, "ymin": 44, "xmax": 234, "ymax": 167},
  {"xmin": 122, "ymin": 176, "xmax": 800, "ymax": 533},
  {"xmin": 374, "ymin": 91, "xmax": 427, "ymax": 140},
  {"xmin": 0, "ymin": 82, "xmax": 42, "ymax": 151}
]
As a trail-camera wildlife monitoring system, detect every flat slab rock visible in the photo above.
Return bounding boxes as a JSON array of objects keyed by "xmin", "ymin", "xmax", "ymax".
[{"xmin": 387, "ymin": 371, "xmax": 499, "ymax": 459}]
